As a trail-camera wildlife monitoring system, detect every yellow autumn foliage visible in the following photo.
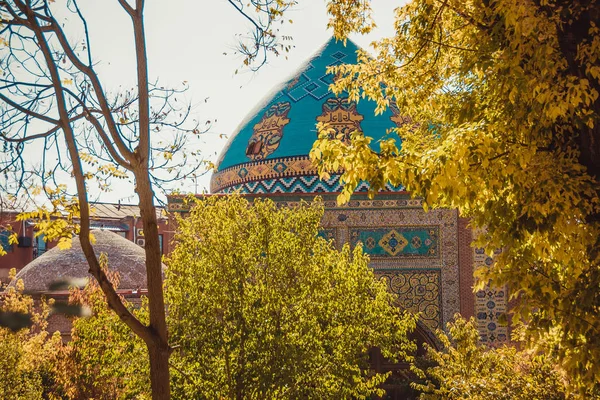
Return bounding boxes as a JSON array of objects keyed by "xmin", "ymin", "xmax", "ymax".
[
  {"xmin": 310, "ymin": 0, "xmax": 600, "ymax": 394},
  {"xmin": 0, "ymin": 271, "xmax": 63, "ymax": 399}
]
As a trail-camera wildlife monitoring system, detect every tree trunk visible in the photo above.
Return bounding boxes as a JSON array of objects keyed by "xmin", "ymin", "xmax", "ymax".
[
  {"xmin": 9, "ymin": 1, "xmax": 173, "ymax": 398},
  {"xmin": 149, "ymin": 343, "xmax": 171, "ymax": 399},
  {"xmin": 126, "ymin": 1, "xmax": 172, "ymax": 397},
  {"xmin": 136, "ymin": 168, "xmax": 171, "ymax": 400}
]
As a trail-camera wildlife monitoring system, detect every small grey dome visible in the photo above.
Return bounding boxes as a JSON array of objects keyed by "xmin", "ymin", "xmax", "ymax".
[{"xmin": 9, "ymin": 230, "xmax": 159, "ymax": 292}]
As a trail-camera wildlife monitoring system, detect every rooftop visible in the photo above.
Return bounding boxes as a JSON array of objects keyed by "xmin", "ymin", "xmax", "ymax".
[
  {"xmin": 90, "ymin": 202, "xmax": 166, "ymax": 220},
  {"xmin": 8, "ymin": 230, "xmax": 159, "ymax": 292}
]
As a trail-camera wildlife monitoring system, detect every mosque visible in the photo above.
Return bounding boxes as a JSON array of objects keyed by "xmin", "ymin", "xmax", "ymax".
[
  {"xmin": 0, "ymin": 36, "xmax": 509, "ymax": 399},
  {"xmin": 167, "ymin": 38, "xmax": 509, "ymax": 348}
]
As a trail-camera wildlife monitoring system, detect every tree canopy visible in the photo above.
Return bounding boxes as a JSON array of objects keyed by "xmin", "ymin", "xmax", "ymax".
[
  {"xmin": 310, "ymin": 0, "xmax": 600, "ymax": 393},
  {"xmin": 412, "ymin": 316, "xmax": 580, "ymax": 400},
  {"xmin": 165, "ymin": 195, "xmax": 417, "ymax": 399}
]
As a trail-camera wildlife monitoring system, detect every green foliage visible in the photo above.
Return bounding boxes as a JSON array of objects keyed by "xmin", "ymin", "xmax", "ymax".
[
  {"xmin": 0, "ymin": 273, "xmax": 63, "ymax": 400},
  {"xmin": 412, "ymin": 316, "xmax": 586, "ymax": 400},
  {"xmin": 165, "ymin": 195, "xmax": 417, "ymax": 399},
  {"xmin": 57, "ymin": 261, "xmax": 150, "ymax": 400},
  {"xmin": 310, "ymin": 0, "xmax": 600, "ymax": 393}
]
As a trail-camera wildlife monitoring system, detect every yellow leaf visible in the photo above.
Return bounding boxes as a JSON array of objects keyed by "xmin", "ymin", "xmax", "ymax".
[{"xmin": 57, "ymin": 237, "xmax": 72, "ymax": 250}]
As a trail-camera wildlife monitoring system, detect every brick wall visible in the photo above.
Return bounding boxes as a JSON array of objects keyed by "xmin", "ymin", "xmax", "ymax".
[{"xmin": 0, "ymin": 212, "xmax": 35, "ymax": 278}]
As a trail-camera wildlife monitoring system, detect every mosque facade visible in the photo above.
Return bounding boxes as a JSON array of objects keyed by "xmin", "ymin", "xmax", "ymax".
[{"xmin": 167, "ymin": 38, "xmax": 508, "ymax": 347}]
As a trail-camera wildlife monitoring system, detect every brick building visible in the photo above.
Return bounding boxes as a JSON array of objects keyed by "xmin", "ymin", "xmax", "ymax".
[
  {"xmin": 0, "ymin": 202, "xmax": 171, "ymax": 283},
  {"xmin": 0, "ymin": 211, "xmax": 36, "ymax": 282}
]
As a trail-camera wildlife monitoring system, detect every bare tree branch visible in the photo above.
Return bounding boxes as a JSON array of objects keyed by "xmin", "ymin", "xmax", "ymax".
[
  {"xmin": 0, "ymin": 2, "xmax": 209, "ymax": 398},
  {"xmin": 227, "ymin": 0, "xmax": 297, "ymax": 71}
]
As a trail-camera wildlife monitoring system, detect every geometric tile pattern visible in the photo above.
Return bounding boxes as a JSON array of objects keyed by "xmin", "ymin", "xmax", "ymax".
[
  {"xmin": 350, "ymin": 226, "xmax": 439, "ymax": 259},
  {"xmin": 212, "ymin": 155, "xmax": 408, "ymax": 195},
  {"xmin": 473, "ymin": 247, "xmax": 509, "ymax": 346},
  {"xmin": 379, "ymin": 229, "xmax": 409, "ymax": 255},
  {"xmin": 377, "ymin": 269, "xmax": 441, "ymax": 331},
  {"xmin": 216, "ymin": 172, "xmax": 404, "ymax": 195},
  {"xmin": 272, "ymin": 49, "xmax": 348, "ymax": 104},
  {"xmin": 316, "ymin": 197, "xmax": 460, "ymax": 331},
  {"xmin": 317, "ymin": 228, "xmax": 337, "ymax": 243}
]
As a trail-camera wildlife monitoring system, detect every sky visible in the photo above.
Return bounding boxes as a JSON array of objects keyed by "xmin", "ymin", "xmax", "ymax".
[{"xmin": 18, "ymin": 0, "xmax": 403, "ymax": 204}]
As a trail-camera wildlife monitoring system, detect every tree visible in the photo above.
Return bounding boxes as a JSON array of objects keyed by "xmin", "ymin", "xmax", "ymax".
[
  {"xmin": 0, "ymin": 270, "xmax": 64, "ymax": 400},
  {"xmin": 0, "ymin": 0, "xmax": 202, "ymax": 396},
  {"xmin": 0, "ymin": 1, "xmax": 297, "ymax": 398},
  {"xmin": 165, "ymin": 195, "xmax": 417, "ymax": 399},
  {"xmin": 56, "ymin": 258, "xmax": 150, "ymax": 400},
  {"xmin": 309, "ymin": 0, "xmax": 600, "ymax": 393},
  {"xmin": 412, "ymin": 316, "xmax": 582, "ymax": 400}
]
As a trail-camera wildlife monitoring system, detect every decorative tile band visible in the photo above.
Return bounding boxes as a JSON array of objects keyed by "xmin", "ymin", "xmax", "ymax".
[
  {"xmin": 167, "ymin": 193, "xmax": 422, "ymax": 213},
  {"xmin": 275, "ymin": 195, "xmax": 423, "ymax": 210},
  {"xmin": 473, "ymin": 247, "xmax": 509, "ymax": 346},
  {"xmin": 350, "ymin": 226, "xmax": 440, "ymax": 260},
  {"xmin": 218, "ymin": 174, "xmax": 404, "ymax": 195},
  {"xmin": 211, "ymin": 156, "xmax": 325, "ymax": 193},
  {"xmin": 211, "ymin": 156, "xmax": 406, "ymax": 194}
]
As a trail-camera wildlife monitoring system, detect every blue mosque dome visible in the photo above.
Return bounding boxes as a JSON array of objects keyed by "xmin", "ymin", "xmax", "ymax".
[
  {"xmin": 174, "ymin": 39, "xmax": 511, "ymax": 353},
  {"xmin": 210, "ymin": 38, "xmax": 406, "ymax": 195}
]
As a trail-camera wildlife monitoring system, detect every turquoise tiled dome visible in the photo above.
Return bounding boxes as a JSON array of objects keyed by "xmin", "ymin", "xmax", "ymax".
[{"xmin": 210, "ymin": 38, "xmax": 405, "ymax": 195}]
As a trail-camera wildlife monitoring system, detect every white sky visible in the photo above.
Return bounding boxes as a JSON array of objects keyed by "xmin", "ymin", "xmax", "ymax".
[{"xmin": 19, "ymin": 1, "xmax": 403, "ymax": 204}]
